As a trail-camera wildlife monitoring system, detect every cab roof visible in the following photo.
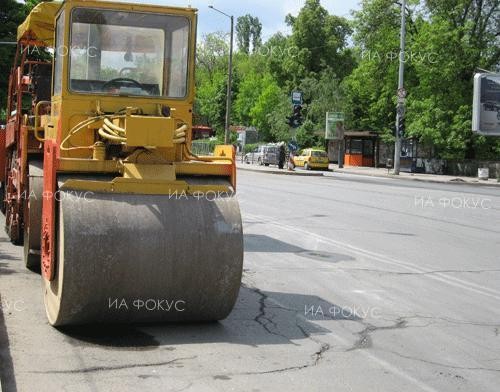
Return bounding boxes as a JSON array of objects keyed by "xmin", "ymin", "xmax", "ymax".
[
  {"xmin": 17, "ymin": 1, "xmax": 62, "ymax": 46},
  {"xmin": 17, "ymin": 0, "xmax": 197, "ymax": 47}
]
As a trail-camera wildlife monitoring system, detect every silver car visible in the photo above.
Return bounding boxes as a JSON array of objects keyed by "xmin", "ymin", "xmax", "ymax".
[{"xmin": 245, "ymin": 145, "xmax": 279, "ymax": 166}]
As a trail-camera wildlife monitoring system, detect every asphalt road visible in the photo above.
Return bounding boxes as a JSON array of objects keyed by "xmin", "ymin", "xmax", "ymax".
[{"xmin": 1, "ymin": 170, "xmax": 499, "ymax": 392}]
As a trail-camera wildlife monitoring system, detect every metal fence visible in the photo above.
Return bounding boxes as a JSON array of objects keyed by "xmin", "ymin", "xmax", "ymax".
[{"xmin": 191, "ymin": 140, "xmax": 213, "ymax": 156}]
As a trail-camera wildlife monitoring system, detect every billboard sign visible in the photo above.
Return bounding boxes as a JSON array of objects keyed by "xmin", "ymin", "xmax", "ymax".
[
  {"xmin": 473, "ymin": 73, "xmax": 500, "ymax": 136},
  {"xmin": 325, "ymin": 112, "xmax": 345, "ymax": 140}
]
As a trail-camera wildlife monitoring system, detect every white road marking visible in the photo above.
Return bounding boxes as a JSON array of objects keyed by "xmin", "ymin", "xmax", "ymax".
[{"xmin": 245, "ymin": 213, "xmax": 500, "ymax": 300}]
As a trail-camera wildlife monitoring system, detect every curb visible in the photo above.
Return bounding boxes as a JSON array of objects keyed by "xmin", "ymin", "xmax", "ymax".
[
  {"xmin": 238, "ymin": 164, "xmax": 500, "ymax": 187},
  {"xmin": 330, "ymin": 169, "xmax": 500, "ymax": 188},
  {"xmin": 237, "ymin": 166, "xmax": 324, "ymax": 177}
]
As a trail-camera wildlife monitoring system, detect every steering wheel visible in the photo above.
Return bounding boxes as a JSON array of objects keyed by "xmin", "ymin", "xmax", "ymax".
[{"xmin": 102, "ymin": 77, "xmax": 144, "ymax": 91}]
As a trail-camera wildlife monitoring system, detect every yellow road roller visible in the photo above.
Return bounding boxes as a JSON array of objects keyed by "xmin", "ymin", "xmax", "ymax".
[{"xmin": 2, "ymin": 0, "xmax": 243, "ymax": 326}]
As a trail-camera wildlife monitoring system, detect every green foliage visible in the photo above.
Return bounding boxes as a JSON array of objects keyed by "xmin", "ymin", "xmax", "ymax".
[
  {"xmin": 284, "ymin": 0, "xmax": 354, "ymax": 83},
  {"xmin": 244, "ymin": 143, "xmax": 259, "ymax": 154},
  {"xmin": 340, "ymin": 0, "xmax": 500, "ymax": 159},
  {"xmin": 236, "ymin": 15, "xmax": 262, "ymax": 55},
  {"xmin": 249, "ymin": 77, "xmax": 284, "ymax": 141},
  {"xmin": 266, "ymin": 94, "xmax": 294, "ymax": 142},
  {"xmin": 194, "ymin": 0, "xmax": 499, "ymax": 160},
  {"xmin": 404, "ymin": 1, "xmax": 499, "ymax": 158},
  {"xmin": 233, "ymin": 69, "xmax": 265, "ymax": 125},
  {"xmin": 296, "ymin": 120, "xmax": 317, "ymax": 148},
  {"xmin": 195, "ymin": 69, "xmax": 227, "ymax": 135},
  {"xmin": 194, "ymin": 32, "xmax": 231, "ymax": 135},
  {"xmin": 261, "ymin": 32, "xmax": 293, "ymax": 87},
  {"xmin": 196, "ymin": 32, "xmax": 229, "ymax": 79}
]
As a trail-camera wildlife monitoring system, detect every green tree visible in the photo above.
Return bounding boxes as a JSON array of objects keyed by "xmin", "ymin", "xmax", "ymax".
[
  {"xmin": 261, "ymin": 32, "xmax": 293, "ymax": 87},
  {"xmin": 236, "ymin": 15, "xmax": 262, "ymax": 55},
  {"xmin": 296, "ymin": 120, "xmax": 318, "ymax": 148},
  {"xmin": 284, "ymin": 0, "xmax": 354, "ymax": 83},
  {"xmin": 233, "ymin": 71, "xmax": 264, "ymax": 125},
  {"xmin": 196, "ymin": 32, "xmax": 229, "ymax": 80},
  {"xmin": 342, "ymin": 0, "xmax": 405, "ymax": 138},
  {"xmin": 195, "ymin": 32, "xmax": 230, "ymax": 135},
  {"xmin": 407, "ymin": 0, "xmax": 500, "ymax": 158},
  {"xmin": 343, "ymin": 0, "xmax": 500, "ymax": 159},
  {"xmin": 266, "ymin": 95, "xmax": 294, "ymax": 142},
  {"xmin": 249, "ymin": 76, "xmax": 284, "ymax": 141},
  {"xmin": 195, "ymin": 68, "xmax": 228, "ymax": 135}
]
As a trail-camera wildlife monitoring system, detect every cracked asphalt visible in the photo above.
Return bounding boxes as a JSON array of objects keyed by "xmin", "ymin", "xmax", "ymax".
[{"xmin": 1, "ymin": 170, "xmax": 499, "ymax": 391}]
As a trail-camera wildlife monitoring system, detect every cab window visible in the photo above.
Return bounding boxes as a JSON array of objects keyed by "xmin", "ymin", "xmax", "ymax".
[{"xmin": 69, "ymin": 8, "xmax": 190, "ymax": 98}]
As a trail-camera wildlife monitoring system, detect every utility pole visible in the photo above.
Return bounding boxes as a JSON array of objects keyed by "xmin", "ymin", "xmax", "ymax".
[
  {"xmin": 393, "ymin": 0, "xmax": 406, "ymax": 175},
  {"xmin": 209, "ymin": 6, "xmax": 234, "ymax": 145},
  {"xmin": 338, "ymin": 139, "xmax": 344, "ymax": 169}
]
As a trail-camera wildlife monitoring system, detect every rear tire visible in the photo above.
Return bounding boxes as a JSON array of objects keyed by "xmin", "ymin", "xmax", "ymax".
[
  {"xmin": 304, "ymin": 162, "xmax": 310, "ymax": 171},
  {"xmin": 23, "ymin": 161, "xmax": 43, "ymax": 271}
]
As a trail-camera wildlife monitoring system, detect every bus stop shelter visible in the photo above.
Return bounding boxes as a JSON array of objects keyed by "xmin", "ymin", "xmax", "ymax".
[{"xmin": 344, "ymin": 131, "xmax": 380, "ymax": 167}]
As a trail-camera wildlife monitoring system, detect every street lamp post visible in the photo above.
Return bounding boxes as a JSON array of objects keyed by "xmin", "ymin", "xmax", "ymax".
[
  {"xmin": 209, "ymin": 5, "xmax": 234, "ymax": 145},
  {"xmin": 393, "ymin": 0, "xmax": 406, "ymax": 175}
]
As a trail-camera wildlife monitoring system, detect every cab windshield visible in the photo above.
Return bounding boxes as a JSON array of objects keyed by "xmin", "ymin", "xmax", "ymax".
[
  {"xmin": 69, "ymin": 8, "xmax": 190, "ymax": 98},
  {"xmin": 311, "ymin": 151, "xmax": 327, "ymax": 157}
]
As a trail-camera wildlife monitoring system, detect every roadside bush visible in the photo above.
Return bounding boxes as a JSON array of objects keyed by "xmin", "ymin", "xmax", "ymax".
[{"xmin": 244, "ymin": 143, "xmax": 260, "ymax": 154}]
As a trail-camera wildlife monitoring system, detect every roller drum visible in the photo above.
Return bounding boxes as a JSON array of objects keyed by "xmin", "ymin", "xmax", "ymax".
[{"xmin": 44, "ymin": 190, "xmax": 243, "ymax": 326}]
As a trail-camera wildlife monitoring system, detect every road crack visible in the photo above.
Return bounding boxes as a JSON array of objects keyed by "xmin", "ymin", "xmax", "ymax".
[
  {"xmin": 234, "ymin": 341, "xmax": 331, "ymax": 376},
  {"xmin": 252, "ymin": 288, "xmax": 295, "ymax": 343},
  {"xmin": 313, "ymin": 343, "xmax": 331, "ymax": 365},
  {"xmin": 399, "ymin": 314, "xmax": 500, "ymax": 329},
  {"xmin": 347, "ymin": 319, "xmax": 408, "ymax": 352},
  {"xmin": 342, "ymin": 268, "xmax": 500, "ymax": 276},
  {"xmin": 244, "ymin": 286, "xmax": 332, "ymax": 374},
  {"xmin": 29, "ymin": 356, "xmax": 196, "ymax": 374},
  {"xmin": 385, "ymin": 350, "xmax": 500, "ymax": 374}
]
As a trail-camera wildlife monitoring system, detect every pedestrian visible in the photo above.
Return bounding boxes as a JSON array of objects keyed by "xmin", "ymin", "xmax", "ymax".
[
  {"xmin": 288, "ymin": 150, "xmax": 295, "ymax": 171},
  {"xmin": 278, "ymin": 142, "xmax": 286, "ymax": 169}
]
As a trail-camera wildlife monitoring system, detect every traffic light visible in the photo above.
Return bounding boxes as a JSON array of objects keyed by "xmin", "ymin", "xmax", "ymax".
[
  {"xmin": 398, "ymin": 116, "xmax": 405, "ymax": 138},
  {"xmin": 290, "ymin": 105, "xmax": 302, "ymax": 128},
  {"xmin": 286, "ymin": 105, "xmax": 304, "ymax": 128}
]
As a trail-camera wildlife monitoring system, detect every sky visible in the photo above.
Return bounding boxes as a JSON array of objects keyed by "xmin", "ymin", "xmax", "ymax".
[{"xmin": 119, "ymin": 0, "xmax": 362, "ymax": 40}]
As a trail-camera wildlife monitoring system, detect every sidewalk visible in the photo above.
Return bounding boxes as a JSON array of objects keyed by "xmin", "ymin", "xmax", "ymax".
[
  {"xmin": 236, "ymin": 161, "xmax": 323, "ymax": 176},
  {"xmin": 237, "ymin": 161, "xmax": 500, "ymax": 186},
  {"xmin": 329, "ymin": 164, "xmax": 500, "ymax": 187}
]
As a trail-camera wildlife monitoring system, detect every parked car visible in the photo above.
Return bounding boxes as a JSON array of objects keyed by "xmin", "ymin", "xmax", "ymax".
[
  {"xmin": 245, "ymin": 144, "xmax": 281, "ymax": 167},
  {"xmin": 293, "ymin": 148, "xmax": 329, "ymax": 170}
]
